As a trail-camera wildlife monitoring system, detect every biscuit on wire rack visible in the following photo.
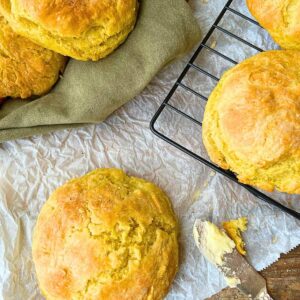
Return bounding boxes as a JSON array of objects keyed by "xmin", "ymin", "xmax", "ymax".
[{"xmin": 202, "ymin": 50, "xmax": 300, "ymax": 194}]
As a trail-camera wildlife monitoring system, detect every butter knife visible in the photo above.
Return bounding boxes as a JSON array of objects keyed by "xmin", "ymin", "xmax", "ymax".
[{"xmin": 193, "ymin": 219, "xmax": 273, "ymax": 300}]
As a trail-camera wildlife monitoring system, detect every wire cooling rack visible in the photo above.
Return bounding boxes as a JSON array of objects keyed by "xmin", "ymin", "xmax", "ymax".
[{"xmin": 150, "ymin": 0, "xmax": 300, "ymax": 220}]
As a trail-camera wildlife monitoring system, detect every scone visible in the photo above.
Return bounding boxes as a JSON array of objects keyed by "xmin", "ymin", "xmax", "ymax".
[
  {"xmin": 247, "ymin": 0, "xmax": 300, "ymax": 49},
  {"xmin": 32, "ymin": 168, "xmax": 179, "ymax": 300},
  {"xmin": 0, "ymin": 15, "xmax": 66, "ymax": 99},
  {"xmin": 0, "ymin": 0, "xmax": 138, "ymax": 61},
  {"xmin": 202, "ymin": 50, "xmax": 300, "ymax": 194}
]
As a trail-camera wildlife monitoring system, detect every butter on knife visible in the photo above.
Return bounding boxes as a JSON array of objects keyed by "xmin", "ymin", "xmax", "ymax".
[{"xmin": 193, "ymin": 220, "xmax": 273, "ymax": 299}]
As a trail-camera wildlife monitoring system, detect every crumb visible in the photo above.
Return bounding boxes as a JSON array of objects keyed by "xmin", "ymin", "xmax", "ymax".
[
  {"xmin": 222, "ymin": 217, "xmax": 248, "ymax": 256},
  {"xmin": 210, "ymin": 39, "xmax": 217, "ymax": 49},
  {"xmin": 272, "ymin": 236, "xmax": 278, "ymax": 244},
  {"xmin": 203, "ymin": 180, "xmax": 209, "ymax": 189},
  {"xmin": 193, "ymin": 189, "xmax": 202, "ymax": 201}
]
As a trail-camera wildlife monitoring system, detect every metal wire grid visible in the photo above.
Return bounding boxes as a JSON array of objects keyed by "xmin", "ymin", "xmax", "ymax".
[{"xmin": 150, "ymin": 0, "xmax": 300, "ymax": 220}]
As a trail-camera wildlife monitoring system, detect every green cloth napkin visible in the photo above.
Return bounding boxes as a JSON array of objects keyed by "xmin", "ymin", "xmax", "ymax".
[{"xmin": 0, "ymin": 0, "xmax": 201, "ymax": 143}]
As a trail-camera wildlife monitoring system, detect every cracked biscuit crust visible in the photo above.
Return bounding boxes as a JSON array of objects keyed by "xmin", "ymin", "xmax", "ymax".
[
  {"xmin": 0, "ymin": 15, "xmax": 66, "ymax": 99},
  {"xmin": 0, "ymin": 0, "xmax": 138, "ymax": 61},
  {"xmin": 32, "ymin": 168, "xmax": 179, "ymax": 300},
  {"xmin": 247, "ymin": 0, "xmax": 300, "ymax": 49},
  {"xmin": 202, "ymin": 50, "xmax": 300, "ymax": 194}
]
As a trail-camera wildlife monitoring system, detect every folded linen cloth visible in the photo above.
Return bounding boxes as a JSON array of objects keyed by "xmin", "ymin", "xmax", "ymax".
[{"xmin": 0, "ymin": 0, "xmax": 201, "ymax": 143}]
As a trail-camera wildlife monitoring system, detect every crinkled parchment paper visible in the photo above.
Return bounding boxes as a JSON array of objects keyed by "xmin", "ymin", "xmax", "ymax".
[{"xmin": 0, "ymin": 0, "xmax": 299, "ymax": 299}]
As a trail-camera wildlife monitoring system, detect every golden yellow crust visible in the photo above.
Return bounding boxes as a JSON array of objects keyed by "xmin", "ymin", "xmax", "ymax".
[
  {"xmin": 0, "ymin": 0, "xmax": 138, "ymax": 61},
  {"xmin": 0, "ymin": 15, "xmax": 65, "ymax": 99},
  {"xmin": 32, "ymin": 168, "xmax": 179, "ymax": 300},
  {"xmin": 222, "ymin": 217, "xmax": 248, "ymax": 256},
  {"xmin": 202, "ymin": 50, "xmax": 300, "ymax": 194},
  {"xmin": 247, "ymin": 0, "xmax": 300, "ymax": 49}
]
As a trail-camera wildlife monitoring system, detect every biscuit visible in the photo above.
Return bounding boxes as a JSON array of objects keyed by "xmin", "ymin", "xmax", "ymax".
[
  {"xmin": 202, "ymin": 50, "xmax": 300, "ymax": 194},
  {"xmin": 32, "ymin": 168, "xmax": 179, "ymax": 300},
  {"xmin": 247, "ymin": 0, "xmax": 300, "ymax": 49},
  {"xmin": 0, "ymin": 0, "xmax": 138, "ymax": 61},
  {"xmin": 0, "ymin": 15, "xmax": 66, "ymax": 99}
]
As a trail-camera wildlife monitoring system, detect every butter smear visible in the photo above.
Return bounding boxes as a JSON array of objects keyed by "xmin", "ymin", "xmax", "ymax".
[{"xmin": 193, "ymin": 220, "xmax": 235, "ymax": 266}]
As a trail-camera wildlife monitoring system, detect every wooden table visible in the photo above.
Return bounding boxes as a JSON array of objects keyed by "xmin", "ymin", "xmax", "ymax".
[{"xmin": 207, "ymin": 246, "xmax": 300, "ymax": 300}]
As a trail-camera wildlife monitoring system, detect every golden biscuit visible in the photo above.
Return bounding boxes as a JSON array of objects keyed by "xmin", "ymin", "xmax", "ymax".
[
  {"xmin": 32, "ymin": 168, "xmax": 179, "ymax": 300},
  {"xmin": 0, "ymin": 0, "xmax": 138, "ymax": 61},
  {"xmin": 202, "ymin": 50, "xmax": 300, "ymax": 194},
  {"xmin": 247, "ymin": 0, "xmax": 300, "ymax": 49},
  {"xmin": 0, "ymin": 15, "xmax": 66, "ymax": 99}
]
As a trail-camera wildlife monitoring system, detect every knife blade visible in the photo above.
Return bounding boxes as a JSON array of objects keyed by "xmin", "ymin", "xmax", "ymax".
[{"xmin": 193, "ymin": 219, "xmax": 273, "ymax": 300}]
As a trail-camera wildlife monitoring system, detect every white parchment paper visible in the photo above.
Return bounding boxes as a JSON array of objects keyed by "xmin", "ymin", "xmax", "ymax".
[{"xmin": 0, "ymin": 0, "xmax": 299, "ymax": 299}]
